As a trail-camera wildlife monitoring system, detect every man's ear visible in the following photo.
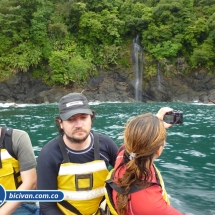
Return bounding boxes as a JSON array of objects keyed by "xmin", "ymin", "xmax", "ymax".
[{"xmin": 59, "ymin": 119, "xmax": 63, "ymax": 129}]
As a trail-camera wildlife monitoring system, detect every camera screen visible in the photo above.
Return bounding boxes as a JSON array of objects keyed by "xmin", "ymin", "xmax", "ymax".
[{"xmin": 164, "ymin": 115, "xmax": 174, "ymax": 123}]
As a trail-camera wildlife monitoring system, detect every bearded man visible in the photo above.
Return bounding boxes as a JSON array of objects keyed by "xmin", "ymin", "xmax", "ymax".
[{"xmin": 37, "ymin": 93, "xmax": 118, "ymax": 215}]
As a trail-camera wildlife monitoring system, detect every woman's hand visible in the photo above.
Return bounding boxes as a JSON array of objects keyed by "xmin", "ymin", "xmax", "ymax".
[{"xmin": 156, "ymin": 107, "xmax": 173, "ymax": 128}]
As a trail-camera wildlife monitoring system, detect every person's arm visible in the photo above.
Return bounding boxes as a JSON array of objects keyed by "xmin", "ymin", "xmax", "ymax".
[
  {"xmin": 37, "ymin": 142, "xmax": 64, "ymax": 215},
  {"xmin": 156, "ymin": 107, "xmax": 173, "ymax": 128},
  {"xmin": 0, "ymin": 130, "xmax": 37, "ymax": 215},
  {"xmin": 0, "ymin": 168, "xmax": 37, "ymax": 215}
]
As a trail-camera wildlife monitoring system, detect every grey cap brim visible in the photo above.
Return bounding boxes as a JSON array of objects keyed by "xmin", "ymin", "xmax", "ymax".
[{"xmin": 60, "ymin": 109, "xmax": 93, "ymax": 120}]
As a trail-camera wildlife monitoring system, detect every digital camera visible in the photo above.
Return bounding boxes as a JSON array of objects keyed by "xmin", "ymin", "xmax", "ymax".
[{"xmin": 163, "ymin": 110, "xmax": 183, "ymax": 124}]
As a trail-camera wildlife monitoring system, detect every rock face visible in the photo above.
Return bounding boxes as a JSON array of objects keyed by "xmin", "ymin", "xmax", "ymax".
[
  {"xmin": 0, "ymin": 73, "xmax": 50, "ymax": 103},
  {"xmin": 145, "ymin": 71, "xmax": 215, "ymax": 103},
  {"xmin": 0, "ymin": 70, "xmax": 215, "ymax": 104}
]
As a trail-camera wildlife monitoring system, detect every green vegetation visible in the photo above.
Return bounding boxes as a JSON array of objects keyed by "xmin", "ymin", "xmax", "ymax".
[{"xmin": 0, "ymin": 0, "xmax": 215, "ymax": 85}]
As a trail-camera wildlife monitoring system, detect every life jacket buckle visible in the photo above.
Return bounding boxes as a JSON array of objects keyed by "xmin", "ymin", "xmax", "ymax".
[{"xmin": 75, "ymin": 173, "xmax": 93, "ymax": 191}]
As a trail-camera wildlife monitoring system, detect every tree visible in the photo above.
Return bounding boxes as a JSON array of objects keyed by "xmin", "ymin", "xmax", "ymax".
[
  {"xmin": 0, "ymin": 0, "xmax": 39, "ymax": 79},
  {"xmin": 190, "ymin": 39, "xmax": 215, "ymax": 68}
]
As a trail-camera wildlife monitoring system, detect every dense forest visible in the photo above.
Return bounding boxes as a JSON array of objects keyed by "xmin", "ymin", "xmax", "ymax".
[{"xmin": 0, "ymin": 0, "xmax": 215, "ymax": 87}]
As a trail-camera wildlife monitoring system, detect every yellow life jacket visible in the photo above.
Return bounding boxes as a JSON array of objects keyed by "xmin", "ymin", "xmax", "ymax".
[
  {"xmin": 0, "ymin": 149, "xmax": 21, "ymax": 190},
  {"xmin": 104, "ymin": 164, "xmax": 170, "ymax": 215},
  {"xmin": 57, "ymin": 133, "xmax": 109, "ymax": 215},
  {"xmin": 0, "ymin": 127, "xmax": 21, "ymax": 190}
]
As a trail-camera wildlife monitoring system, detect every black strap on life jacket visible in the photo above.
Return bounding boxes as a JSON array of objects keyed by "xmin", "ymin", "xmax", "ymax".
[
  {"xmin": 93, "ymin": 131, "xmax": 100, "ymax": 160},
  {"xmin": 4, "ymin": 127, "xmax": 16, "ymax": 158},
  {"xmin": 57, "ymin": 135, "xmax": 70, "ymax": 163},
  {"xmin": 106, "ymin": 170, "xmax": 148, "ymax": 195},
  {"xmin": 57, "ymin": 131, "xmax": 101, "ymax": 215},
  {"xmin": 0, "ymin": 127, "xmax": 16, "ymax": 168},
  {"xmin": 58, "ymin": 200, "xmax": 82, "ymax": 215},
  {"xmin": 58, "ymin": 196, "xmax": 104, "ymax": 215}
]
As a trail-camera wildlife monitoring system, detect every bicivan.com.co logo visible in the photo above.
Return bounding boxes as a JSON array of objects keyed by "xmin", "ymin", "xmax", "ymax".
[{"xmin": 0, "ymin": 184, "xmax": 64, "ymax": 206}]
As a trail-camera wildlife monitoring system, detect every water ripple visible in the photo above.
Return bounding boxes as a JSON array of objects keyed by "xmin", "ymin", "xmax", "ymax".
[
  {"xmin": 160, "ymin": 162, "xmax": 193, "ymax": 171},
  {"xmin": 183, "ymin": 150, "xmax": 206, "ymax": 157}
]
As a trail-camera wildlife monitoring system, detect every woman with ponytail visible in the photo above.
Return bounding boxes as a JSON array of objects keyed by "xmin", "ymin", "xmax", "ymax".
[{"xmin": 109, "ymin": 107, "xmax": 185, "ymax": 215}]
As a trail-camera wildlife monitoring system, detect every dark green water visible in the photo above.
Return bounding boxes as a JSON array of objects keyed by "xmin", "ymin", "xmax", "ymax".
[{"xmin": 0, "ymin": 102, "xmax": 214, "ymax": 215}]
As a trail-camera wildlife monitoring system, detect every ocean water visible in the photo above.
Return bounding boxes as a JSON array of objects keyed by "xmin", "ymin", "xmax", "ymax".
[{"xmin": 0, "ymin": 102, "xmax": 214, "ymax": 215}]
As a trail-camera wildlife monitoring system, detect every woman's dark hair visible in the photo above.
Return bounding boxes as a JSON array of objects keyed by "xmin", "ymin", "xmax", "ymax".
[
  {"xmin": 55, "ymin": 110, "xmax": 96, "ymax": 135},
  {"xmin": 115, "ymin": 113, "xmax": 166, "ymax": 215}
]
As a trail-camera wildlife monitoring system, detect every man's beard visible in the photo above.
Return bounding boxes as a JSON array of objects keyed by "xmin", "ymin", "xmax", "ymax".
[{"xmin": 64, "ymin": 130, "xmax": 90, "ymax": 144}]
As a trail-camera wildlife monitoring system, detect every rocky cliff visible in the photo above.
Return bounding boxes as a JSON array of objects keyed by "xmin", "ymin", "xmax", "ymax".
[{"xmin": 0, "ymin": 70, "xmax": 215, "ymax": 104}]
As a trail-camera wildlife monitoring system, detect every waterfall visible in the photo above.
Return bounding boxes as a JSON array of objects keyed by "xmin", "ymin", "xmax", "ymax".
[
  {"xmin": 156, "ymin": 61, "xmax": 162, "ymax": 101},
  {"xmin": 133, "ymin": 35, "xmax": 143, "ymax": 102},
  {"xmin": 156, "ymin": 61, "xmax": 161, "ymax": 101},
  {"xmin": 157, "ymin": 61, "xmax": 161, "ymax": 91}
]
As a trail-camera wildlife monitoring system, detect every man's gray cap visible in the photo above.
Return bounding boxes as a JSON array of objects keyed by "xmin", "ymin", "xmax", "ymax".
[{"xmin": 59, "ymin": 93, "xmax": 93, "ymax": 120}]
